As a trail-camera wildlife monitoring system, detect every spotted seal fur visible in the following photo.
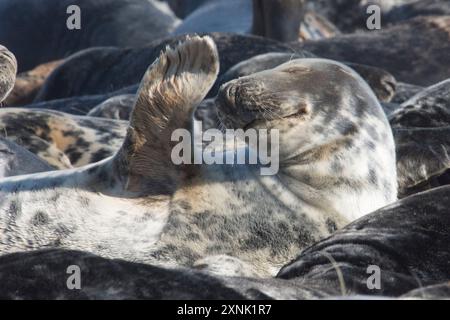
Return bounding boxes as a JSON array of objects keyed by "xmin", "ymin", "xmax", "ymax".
[
  {"xmin": 0, "ymin": 0, "xmax": 180, "ymax": 72},
  {"xmin": 213, "ymin": 52, "xmax": 397, "ymax": 102}
]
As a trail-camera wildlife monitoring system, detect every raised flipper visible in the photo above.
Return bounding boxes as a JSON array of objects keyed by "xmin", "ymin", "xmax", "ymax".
[{"xmin": 113, "ymin": 35, "xmax": 220, "ymax": 196}]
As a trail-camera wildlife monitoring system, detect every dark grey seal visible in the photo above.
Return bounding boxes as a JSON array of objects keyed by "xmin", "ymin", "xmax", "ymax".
[
  {"xmin": 0, "ymin": 0, "xmax": 179, "ymax": 72},
  {"xmin": 308, "ymin": 0, "xmax": 418, "ymax": 33},
  {"xmin": 174, "ymin": 0, "xmax": 335, "ymax": 42},
  {"xmin": 278, "ymin": 185, "xmax": 450, "ymax": 298},
  {"xmin": 402, "ymin": 283, "xmax": 450, "ymax": 300},
  {"xmin": 26, "ymin": 85, "xmax": 138, "ymax": 116},
  {"xmin": 165, "ymin": 0, "xmax": 210, "ymax": 18},
  {"xmin": 390, "ymin": 79, "xmax": 450, "ymax": 197},
  {"xmin": 391, "ymin": 82, "xmax": 424, "ymax": 104},
  {"xmin": 0, "ymin": 45, "xmax": 16, "ymax": 103},
  {"xmin": 386, "ymin": 0, "xmax": 450, "ymax": 24},
  {"xmin": 390, "ymin": 78, "xmax": 450, "ymax": 128},
  {"xmin": 295, "ymin": 16, "xmax": 450, "ymax": 86},
  {"xmin": 34, "ymin": 33, "xmax": 305, "ymax": 102}
]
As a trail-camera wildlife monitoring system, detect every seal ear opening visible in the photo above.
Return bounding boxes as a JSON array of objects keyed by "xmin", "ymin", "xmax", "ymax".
[{"xmin": 113, "ymin": 35, "xmax": 220, "ymax": 196}]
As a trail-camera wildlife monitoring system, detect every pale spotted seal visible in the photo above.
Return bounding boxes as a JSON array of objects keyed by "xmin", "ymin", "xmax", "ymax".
[
  {"xmin": 0, "ymin": 45, "xmax": 16, "ymax": 103},
  {"xmin": 0, "ymin": 36, "xmax": 397, "ymax": 277},
  {"xmin": 0, "ymin": 0, "xmax": 180, "ymax": 72}
]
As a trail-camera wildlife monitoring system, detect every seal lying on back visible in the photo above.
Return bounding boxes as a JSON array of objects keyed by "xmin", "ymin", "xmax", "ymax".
[{"xmin": 0, "ymin": 36, "xmax": 397, "ymax": 276}]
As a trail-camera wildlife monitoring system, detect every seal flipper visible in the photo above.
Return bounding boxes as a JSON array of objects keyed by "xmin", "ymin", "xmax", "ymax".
[{"xmin": 113, "ymin": 35, "xmax": 219, "ymax": 196}]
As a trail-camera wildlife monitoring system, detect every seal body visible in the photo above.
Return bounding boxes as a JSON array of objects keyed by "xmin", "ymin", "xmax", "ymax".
[{"xmin": 0, "ymin": 37, "xmax": 397, "ymax": 277}]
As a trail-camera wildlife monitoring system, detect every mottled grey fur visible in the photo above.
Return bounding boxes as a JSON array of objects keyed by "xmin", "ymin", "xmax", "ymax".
[
  {"xmin": 213, "ymin": 52, "xmax": 397, "ymax": 102},
  {"xmin": 0, "ymin": 45, "xmax": 16, "ymax": 103}
]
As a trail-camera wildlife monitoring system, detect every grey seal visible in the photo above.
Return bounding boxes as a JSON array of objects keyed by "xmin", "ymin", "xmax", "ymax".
[
  {"xmin": 34, "ymin": 33, "xmax": 307, "ymax": 102},
  {"xmin": 390, "ymin": 78, "xmax": 450, "ymax": 128},
  {"xmin": 0, "ymin": 0, "xmax": 180, "ymax": 72},
  {"xmin": 87, "ymin": 94, "xmax": 135, "ymax": 120},
  {"xmin": 296, "ymin": 16, "xmax": 450, "ymax": 86},
  {"xmin": 174, "ymin": 0, "xmax": 337, "ymax": 42},
  {"xmin": 0, "ymin": 138, "xmax": 54, "ymax": 178},
  {"xmin": 0, "ymin": 108, "xmax": 126, "ymax": 167},
  {"xmin": 0, "ymin": 36, "xmax": 397, "ymax": 277}
]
